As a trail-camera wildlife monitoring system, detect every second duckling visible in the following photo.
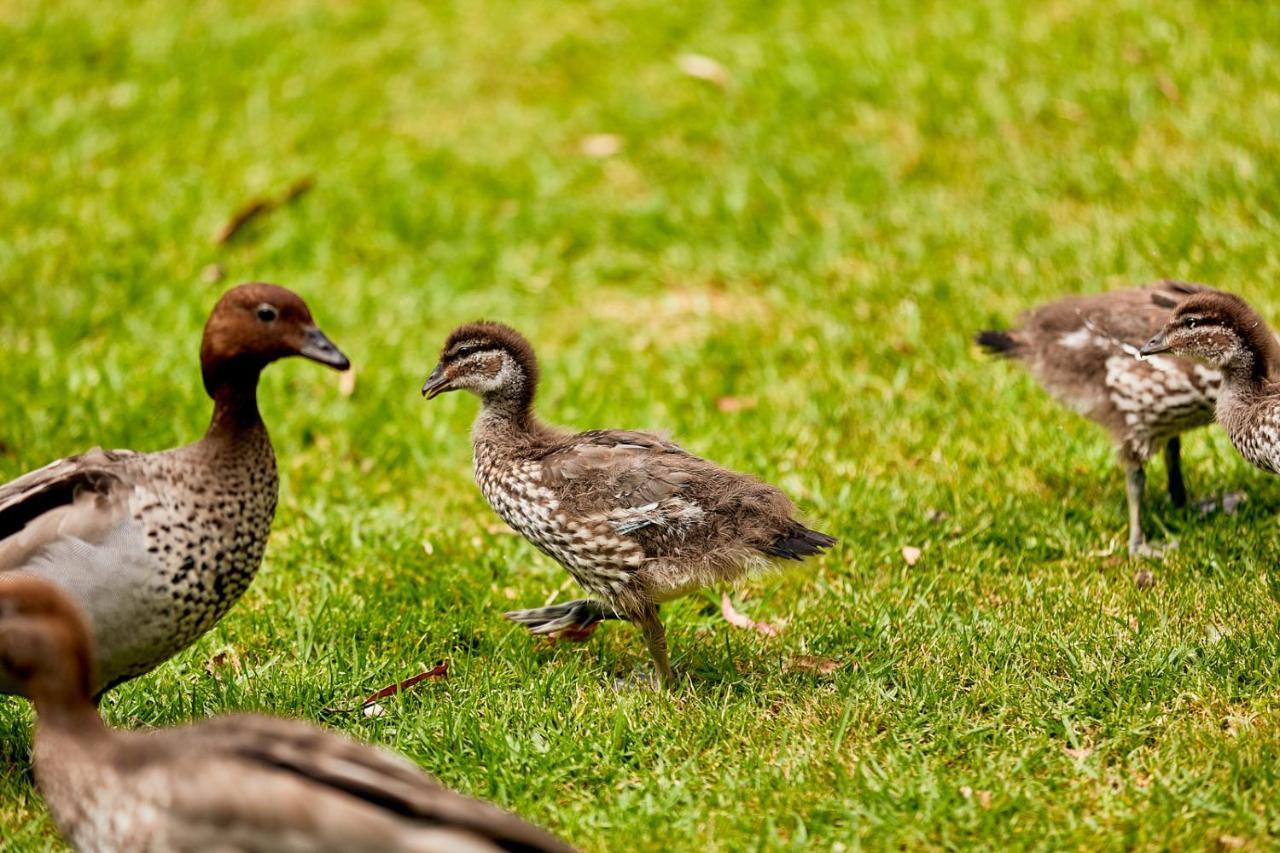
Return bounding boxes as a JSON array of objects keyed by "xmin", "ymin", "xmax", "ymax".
[{"xmin": 977, "ymin": 281, "xmax": 1221, "ymax": 556}]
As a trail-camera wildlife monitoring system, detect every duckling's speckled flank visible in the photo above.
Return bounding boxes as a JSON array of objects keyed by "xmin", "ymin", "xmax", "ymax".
[
  {"xmin": 1142, "ymin": 289, "xmax": 1280, "ymax": 476},
  {"xmin": 0, "ymin": 283, "xmax": 349, "ymax": 696},
  {"xmin": 977, "ymin": 281, "xmax": 1221, "ymax": 555},
  {"xmin": 423, "ymin": 322, "xmax": 835, "ymax": 686},
  {"xmin": 0, "ymin": 575, "xmax": 575, "ymax": 853}
]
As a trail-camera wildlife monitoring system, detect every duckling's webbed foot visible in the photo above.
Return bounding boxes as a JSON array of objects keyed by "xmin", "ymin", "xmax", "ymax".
[{"xmin": 504, "ymin": 599, "xmax": 620, "ymax": 640}]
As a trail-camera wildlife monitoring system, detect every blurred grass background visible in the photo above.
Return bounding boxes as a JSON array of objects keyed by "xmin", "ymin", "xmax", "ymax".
[{"xmin": 3, "ymin": 0, "xmax": 1280, "ymax": 848}]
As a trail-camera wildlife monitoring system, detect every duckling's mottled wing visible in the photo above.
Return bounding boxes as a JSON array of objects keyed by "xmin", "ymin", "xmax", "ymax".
[
  {"xmin": 164, "ymin": 714, "xmax": 576, "ymax": 853},
  {"xmin": 0, "ymin": 449, "xmax": 136, "ymax": 572},
  {"xmin": 538, "ymin": 429, "xmax": 696, "ymax": 511}
]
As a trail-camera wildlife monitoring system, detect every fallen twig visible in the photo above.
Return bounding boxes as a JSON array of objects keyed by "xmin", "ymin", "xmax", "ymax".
[{"xmin": 212, "ymin": 176, "xmax": 314, "ymax": 245}]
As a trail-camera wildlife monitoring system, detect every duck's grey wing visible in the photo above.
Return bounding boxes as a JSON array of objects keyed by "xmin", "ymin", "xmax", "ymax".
[
  {"xmin": 158, "ymin": 715, "xmax": 576, "ymax": 853},
  {"xmin": 0, "ymin": 449, "xmax": 137, "ymax": 572}
]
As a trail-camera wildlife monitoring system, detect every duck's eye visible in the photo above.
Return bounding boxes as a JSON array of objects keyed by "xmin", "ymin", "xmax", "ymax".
[
  {"xmin": 1183, "ymin": 317, "xmax": 1196, "ymax": 329},
  {"xmin": 453, "ymin": 345, "xmax": 479, "ymax": 359},
  {"xmin": 256, "ymin": 304, "xmax": 278, "ymax": 323}
]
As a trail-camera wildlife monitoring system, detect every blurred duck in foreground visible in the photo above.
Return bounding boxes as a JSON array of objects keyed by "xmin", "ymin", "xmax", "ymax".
[
  {"xmin": 0, "ymin": 575, "xmax": 576, "ymax": 853},
  {"xmin": 0, "ymin": 283, "xmax": 348, "ymax": 696},
  {"xmin": 422, "ymin": 321, "xmax": 835, "ymax": 687},
  {"xmin": 1141, "ymin": 289, "xmax": 1280, "ymax": 476},
  {"xmin": 978, "ymin": 281, "xmax": 1222, "ymax": 556}
]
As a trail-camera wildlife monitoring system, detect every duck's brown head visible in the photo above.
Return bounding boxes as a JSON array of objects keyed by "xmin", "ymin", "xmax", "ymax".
[
  {"xmin": 0, "ymin": 576, "xmax": 95, "ymax": 708},
  {"xmin": 200, "ymin": 283, "xmax": 350, "ymax": 395},
  {"xmin": 1140, "ymin": 290, "xmax": 1280, "ymax": 383},
  {"xmin": 422, "ymin": 322, "xmax": 539, "ymax": 411}
]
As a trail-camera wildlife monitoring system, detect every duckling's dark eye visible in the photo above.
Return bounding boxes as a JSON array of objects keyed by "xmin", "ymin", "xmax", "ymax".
[
  {"xmin": 453, "ymin": 344, "xmax": 479, "ymax": 359},
  {"xmin": 256, "ymin": 304, "xmax": 278, "ymax": 323},
  {"xmin": 1184, "ymin": 317, "xmax": 1196, "ymax": 329}
]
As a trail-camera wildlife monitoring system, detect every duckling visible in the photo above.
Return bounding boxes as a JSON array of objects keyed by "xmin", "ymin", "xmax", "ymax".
[
  {"xmin": 0, "ymin": 575, "xmax": 575, "ymax": 853},
  {"xmin": 0, "ymin": 283, "xmax": 349, "ymax": 696},
  {"xmin": 1141, "ymin": 289, "xmax": 1280, "ymax": 475},
  {"xmin": 977, "ymin": 281, "xmax": 1222, "ymax": 556},
  {"xmin": 422, "ymin": 322, "xmax": 835, "ymax": 686}
]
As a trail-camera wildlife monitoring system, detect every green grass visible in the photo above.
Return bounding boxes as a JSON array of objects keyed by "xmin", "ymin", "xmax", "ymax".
[{"xmin": 4, "ymin": 0, "xmax": 1280, "ymax": 848}]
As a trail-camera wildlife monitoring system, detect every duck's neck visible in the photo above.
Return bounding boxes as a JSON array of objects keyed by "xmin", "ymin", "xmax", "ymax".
[
  {"xmin": 31, "ymin": 676, "xmax": 108, "ymax": 741},
  {"xmin": 204, "ymin": 370, "xmax": 265, "ymax": 442},
  {"xmin": 31, "ymin": 694, "xmax": 111, "ymax": 823},
  {"xmin": 473, "ymin": 390, "xmax": 552, "ymax": 454},
  {"xmin": 1216, "ymin": 369, "xmax": 1274, "ymax": 434}
]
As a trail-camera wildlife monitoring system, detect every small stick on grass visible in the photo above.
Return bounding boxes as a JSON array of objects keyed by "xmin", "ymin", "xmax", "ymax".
[{"xmin": 212, "ymin": 176, "xmax": 315, "ymax": 245}]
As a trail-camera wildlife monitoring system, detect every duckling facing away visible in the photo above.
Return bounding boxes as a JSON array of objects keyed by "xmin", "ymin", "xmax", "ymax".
[
  {"xmin": 977, "ymin": 281, "xmax": 1222, "ymax": 556},
  {"xmin": 422, "ymin": 322, "xmax": 835, "ymax": 686},
  {"xmin": 0, "ymin": 283, "xmax": 349, "ymax": 696},
  {"xmin": 1141, "ymin": 289, "xmax": 1280, "ymax": 475},
  {"xmin": 0, "ymin": 576, "xmax": 575, "ymax": 853}
]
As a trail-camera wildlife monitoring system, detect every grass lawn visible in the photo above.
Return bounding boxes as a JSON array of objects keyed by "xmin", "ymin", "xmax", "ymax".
[{"xmin": 4, "ymin": 0, "xmax": 1280, "ymax": 848}]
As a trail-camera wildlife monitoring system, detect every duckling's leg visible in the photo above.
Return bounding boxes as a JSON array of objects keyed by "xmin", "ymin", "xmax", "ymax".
[
  {"xmin": 505, "ymin": 599, "xmax": 620, "ymax": 640},
  {"xmin": 1124, "ymin": 463, "xmax": 1147, "ymax": 556},
  {"xmin": 633, "ymin": 603, "xmax": 674, "ymax": 687},
  {"xmin": 1164, "ymin": 437, "xmax": 1187, "ymax": 508}
]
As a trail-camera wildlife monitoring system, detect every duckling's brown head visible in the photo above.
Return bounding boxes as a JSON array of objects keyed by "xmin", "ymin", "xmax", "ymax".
[
  {"xmin": 0, "ymin": 577, "xmax": 95, "ymax": 706},
  {"xmin": 1141, "ymin": 291, "xmax": 1279, "ymax": 382},
  {"xmin": 422, "ymin": 322, "xmax": 539, "ymax": 410},
  {"xmin": 201, "ymin": 283, "xmax": 350, "ymax": 395}
]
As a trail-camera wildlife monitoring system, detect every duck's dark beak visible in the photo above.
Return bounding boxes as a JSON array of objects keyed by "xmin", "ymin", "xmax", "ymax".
[
  {"xmin": 1139, "ymin": 330, "xmax": 1172, "ymax": 357},
  {"xmin": 422, "ymin": 363, "xmax": 451, "ymax": 399},
  {"xmin": 299, "ymin": 327, "xmax": 350, "ymax": 370}
]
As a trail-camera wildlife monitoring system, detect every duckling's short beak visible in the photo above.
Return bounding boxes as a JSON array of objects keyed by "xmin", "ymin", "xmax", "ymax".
[
  {"xmin": 299, "ymin": 327, "xmax": 351, "ymax": 370},
  {"xmin": 422, "ymin": 363, "xmax": 451, "ymax": 399},
  {"xmin": 1139, "ymin": 331, "xmax": 1172, "ymax": 357}
]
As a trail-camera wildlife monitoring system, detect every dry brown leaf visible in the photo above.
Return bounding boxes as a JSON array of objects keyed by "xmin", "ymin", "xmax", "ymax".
[
  {"xmin": 787, "ymin": 655, "xmax": 841, "ymax": 675},
  {"xmin": 201, "ymin": 263, "xmax": 226, "ymax": 284},
  {"xmin": 677, "ymin": 53, "xmax": 730, "ymax": 87},
  {"xmin": 721, "ymin": 592, "xmax": 779, "ymax": 637},
  {"xmin": 579, "ymin": 134, "xmax": 623, "ymax": 158},
  {"xmin": 1064, "ymin": 746, "xmax": 1092, "ymax": 761},
  {"xmin": 716, "ymin": 396, "xmax": 757, "ymax": 413},
  {"xmin": 338, "ymin": 367, "xmax": 357, "ymax": 397},
  {"xmin": 1217, "ymin": 836, "xmax": 1247, "ymax": 850},
  {"xmin": 1157, "ymin": 73, "xmax": 1181, "ymax": 103},
  {"xmin": 1133, "ymin": 569, "xmax": 1155, "ymax": 591},
  {"xmin": 213, "ymin": 176, "xmax": 314, "ymax": 245},
  {"xmin": 901, "ymin": 545, "xmax": 922, "ymax": 567},
  {"xmin": 205, "ymin": 646, "xmax": 242, "ymax": 677},
  {"xmin": 976, "ymin": 790, "xmax": 992, "ymax": 809},
  {"xmin": 924, "ymin": 507, "xmax": 949, "ymax": 524}
]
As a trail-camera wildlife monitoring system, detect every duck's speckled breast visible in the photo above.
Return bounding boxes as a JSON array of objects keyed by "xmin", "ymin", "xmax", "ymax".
[{"xmin": 21, "ymin": 430, "xmax": 281, "ymax": 690}]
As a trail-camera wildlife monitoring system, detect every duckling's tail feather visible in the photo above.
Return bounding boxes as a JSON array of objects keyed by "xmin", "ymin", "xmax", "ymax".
[
  {"xmin": 761, "ymin": 522, "xmax": 837, "ymax": 561},
  {"xmin": 976, "ymin": 329, "xmax": 1020, "ymax": 357}
]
